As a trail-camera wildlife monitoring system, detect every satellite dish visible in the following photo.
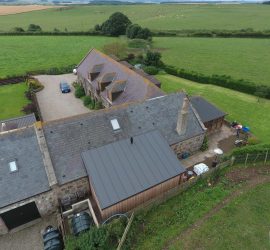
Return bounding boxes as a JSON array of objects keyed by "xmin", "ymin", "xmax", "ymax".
[
  {"xmin": 73, "ymin": 68, "xmax": 77, "ymax": 75},
  {"xmin": 214, "ymin": 148, "xmax": 223, "ymax": 155}
]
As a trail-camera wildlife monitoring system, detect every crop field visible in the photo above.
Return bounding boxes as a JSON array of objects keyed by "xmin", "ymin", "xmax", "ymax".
[
  {"xmin": 0, "ymin": 4, "xmax": 269, "ymax": 32},
  {"xmin": 158, "ymin": 74, "xmax": 270, "ymax": 143},
  {"xmin": 0, "ymin": 36, "xmax": 116, "ymax": 78},
  {"xmin": 0, "ymin": 83, "xmax": 30, "ymax": 120},
  {"xmin": 154, "ymin": 37, "xmax": 270, "ymax": 86},
  {"xmin": 0, "ymin": 5, "xmax": 61, "ymax": 16}
]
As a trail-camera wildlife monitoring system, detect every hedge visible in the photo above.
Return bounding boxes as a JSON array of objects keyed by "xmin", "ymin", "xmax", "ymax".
[
  {"xmin": 230, "ymin": 143, "xmax": 270, "ymax": 156},
  {"xmin": 163, "ymin": 64, "xmax": 270, "ymax": 99}
]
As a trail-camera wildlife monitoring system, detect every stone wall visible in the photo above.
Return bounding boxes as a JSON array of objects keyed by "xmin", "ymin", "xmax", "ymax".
[{"xmin": 171, "ymin": 133, "xmax": 205, "ymax": 156}]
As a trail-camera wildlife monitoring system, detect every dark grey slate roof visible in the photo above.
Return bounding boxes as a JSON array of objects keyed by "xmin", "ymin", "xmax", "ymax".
[
  {"xmin": 190, "ymin": 96, "xmax": 227, "ymax": 123},
  {"xmin": 82, "ymin": 130, "xmax": 186, "ymax": 209},
  {"xmin": 0, "ymin": 113, "xmax": 36, "ymax": 132},
  {"xmin": 76, "ymin": 49, "xmax": 164, "ymax": 106},
  {"xmin": 0, "ymin": 127, "xmax": 50, "ymax": 208},
  {"xmin": 43, "ymin": 92, "xmax": 205, "ymax": 185}
]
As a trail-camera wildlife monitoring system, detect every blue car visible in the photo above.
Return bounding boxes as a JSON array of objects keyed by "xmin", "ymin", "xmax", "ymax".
[{"xmin": 60, "ymin": 81, "xmax": 71, "ymax": 93}]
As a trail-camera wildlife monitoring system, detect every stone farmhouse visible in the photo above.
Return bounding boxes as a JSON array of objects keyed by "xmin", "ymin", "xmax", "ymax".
[{"xmin": 76, "ymin": 48, "xmax": 164, "ymax": 108}]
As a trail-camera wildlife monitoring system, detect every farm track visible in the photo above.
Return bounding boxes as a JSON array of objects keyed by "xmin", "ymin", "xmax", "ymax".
[{"xmin": 163, "ymin": 166, "xmax": 270, "ymax": 250}]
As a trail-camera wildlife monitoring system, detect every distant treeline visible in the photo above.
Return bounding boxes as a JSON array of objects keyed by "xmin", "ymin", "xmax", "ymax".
[
  {"xmin": 262, "ymin": 1, "xmax": 270, "ymax": 4},
  {"xmin": 163, "ymin": 65, "xmax": 270, "ymax": 100}
]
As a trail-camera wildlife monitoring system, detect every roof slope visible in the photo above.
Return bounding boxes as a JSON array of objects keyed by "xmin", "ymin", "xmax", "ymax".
[
  {"xmin": 82, "ymin": 130, "xmax": 186, "ymax": 209},
  {"xmin": 0, "ymin": 127, "xmax": 50, "ymax": 208},
  {"xmin": 76, "ymin": 49, "xmax": 164, "ymax": 106},
  {"xmin": 190, "ymin": 96, "xmax": 227, "ymax": 123},
  {"xmin": 44, "ymin": 92, "xmax": 205, "ymax": 185},
  {"xmin": 0, "ymin": 113, "xmax": 36, "ymax": 132}
]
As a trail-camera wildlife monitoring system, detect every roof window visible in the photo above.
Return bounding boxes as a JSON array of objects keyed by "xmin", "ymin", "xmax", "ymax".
[
  {"xmin": 111, "ymin": 119, "xmax": 120, "ymax": 131},
  {"xmin": 9, "ymin": 161, "xmax": 18, "ymax": 173}
]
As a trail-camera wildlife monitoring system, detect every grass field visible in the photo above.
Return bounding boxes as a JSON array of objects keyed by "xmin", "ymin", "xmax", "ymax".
[
  {"xmin": 0, "ymin": 4, "xmax": 269, "ymax": 32},
  {"xmin": 158, "ymin": 74, "xmax": 270, "ymax": 143},
  {"xmin": 0, "ymin": 36, "xmax": 116, "ymax": 78},
  {"xmin": 0, "ymin": 83, "xmax": 30, "ymax": 120},
  {"xmin": 154, "ymin": 37, "xmax": 270, "ymax": 86},
  {"xmin": 171, "ymin": 181, "xmax": 270, "ymax": 250}
]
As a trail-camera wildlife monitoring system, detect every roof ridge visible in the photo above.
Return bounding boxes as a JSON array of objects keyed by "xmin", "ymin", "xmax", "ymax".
[{"xmin": 76, "ymin": 47, "xmax": 94, "ymax": 68}]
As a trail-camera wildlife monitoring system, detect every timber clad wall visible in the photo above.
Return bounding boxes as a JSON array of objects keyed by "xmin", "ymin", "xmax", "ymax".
[
  {"xmin": 90, "ymin": 174, "xmax": 183, "ymax": 220},
  {"xmin": 204, "ymin": 117, "xmax": 224, "ymax": 134}
]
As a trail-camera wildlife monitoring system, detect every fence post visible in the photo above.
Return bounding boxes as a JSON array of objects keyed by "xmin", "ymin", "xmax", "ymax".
[
  {"xmin": 264, "ymin": 150, "xmax": 269, "ymax": 165},
  {"xmin": 245, "ymin": 153, "xmax": 249, "ymax": 166}
]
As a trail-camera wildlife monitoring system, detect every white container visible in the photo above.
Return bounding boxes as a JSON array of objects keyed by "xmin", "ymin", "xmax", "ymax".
[{"xmin": 193, "ymin": 163, "xmax": 209, "ymax": 176}]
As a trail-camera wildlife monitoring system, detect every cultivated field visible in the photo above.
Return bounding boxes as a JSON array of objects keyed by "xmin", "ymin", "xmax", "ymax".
[
  {"xmin": 0, "ymin": 4, "xmax": 269, "ymax": 32},
  {"xmin": 0, "ymin": 83, "xmax": 29, "ymax": 120},
  {"xmin": 0, "ymin": 5, "xmax": 61, "ymax": 16},
  {"xmin": 154, "ymin": 37, "xmax": 270, "ymax": 86},
  {"xmin": 0, "ymin": 36, "xmax": 116, "ymax": 78},
  {"xmin": 158, "ymin": 74, "xmax": 270, "ymax": 143}
]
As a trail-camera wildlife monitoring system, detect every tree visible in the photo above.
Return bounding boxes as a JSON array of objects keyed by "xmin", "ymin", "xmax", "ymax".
[
  {"xmin": 100, "ymin": 12, "xmax": 131, "ymax": 36},
  {"xmin": 126, "ymin": 24, "xmax": 152, "ymax": 40},
  {"xmin": 144, "ymin": 51, "xmax": 163, "ymax": 67},
  {"xmin": 27, "ymin": 24, "xmax": 42, "ymax": 32}
]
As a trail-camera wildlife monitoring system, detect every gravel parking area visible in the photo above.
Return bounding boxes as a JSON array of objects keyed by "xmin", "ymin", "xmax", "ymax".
[
  {"xmin": 0, "ymin": 213, "xmax": 57, "ymax": 250},
  {"xmin": 35, "ymin": 74, "xmax": 90, "ymax": 122}
]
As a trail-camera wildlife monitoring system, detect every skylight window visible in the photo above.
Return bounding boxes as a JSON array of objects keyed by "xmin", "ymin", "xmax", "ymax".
[
  {"xmin": 9, "ymin": 161, "xmax": 18, "ymax": 173},
  {"xmin": 111, "ymin": 119, "xmax": 120, "ymax": 131}
]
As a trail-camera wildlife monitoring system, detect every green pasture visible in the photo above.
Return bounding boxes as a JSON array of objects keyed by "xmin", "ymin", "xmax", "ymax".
[
  {"xmin": 0, "ymin": 83, "xmax": 30, "ymax": 120},
  {"xmin": 158, "ymin": 74, "xmax": 270, "ymax": 143},
  {"xmin": 170, "ymin": 181, "xmax": 270, "ymax": 250},
  {"xmin": 0, "ymin": 4, "xmax": 269, "ymax": 32},
  {"xmin": 0, "ymin": 36, "xmax": 116, "ymax": 78},
  {"xmin": 154, "ymin": 37, "xmax": 270, "ymax": 86}
]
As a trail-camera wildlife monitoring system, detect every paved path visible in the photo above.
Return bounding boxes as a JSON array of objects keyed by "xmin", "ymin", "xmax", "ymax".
[
  {"xmin": 0, "ymin": 213, "xmax": 57, "ymax": 250},
  {"xmin": 35, "ymin": 74, "xmax": 90, "ymax": 122}
]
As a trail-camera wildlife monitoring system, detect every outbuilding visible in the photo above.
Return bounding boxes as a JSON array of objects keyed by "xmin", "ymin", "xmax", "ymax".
[
  {"xmin": 190, "ymin": 96, "xmax": 227, "ymax": 133},
  {"xmin": 81, "ymin": 130, "xmax": 186, "ymax": 219}
]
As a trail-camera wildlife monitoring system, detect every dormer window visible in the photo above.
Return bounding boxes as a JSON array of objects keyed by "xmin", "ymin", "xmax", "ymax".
[
  {"xmin": 9, "ymin": 161, "xmax": 18, "ymax": 173},
  {"xmin": 89, "ymin": 64, "xmax": 104, "ymax": 81},
  {"xmin": 106, "ymin": 80, "xmax": 127, "ymax": 102},
  {"xmin": 99, "ymin": 72, "xmax": 116, "ymax": 91}
]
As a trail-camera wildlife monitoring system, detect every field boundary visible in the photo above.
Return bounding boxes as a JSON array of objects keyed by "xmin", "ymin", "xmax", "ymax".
[{"xmin": 0, "ymin": 76, "xmax": 27, "ymax": 85}]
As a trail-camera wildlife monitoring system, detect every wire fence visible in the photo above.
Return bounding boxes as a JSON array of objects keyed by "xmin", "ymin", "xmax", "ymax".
[{"xmin": 232, "ymin": 150, "xmax": 270, "ymax": 166}]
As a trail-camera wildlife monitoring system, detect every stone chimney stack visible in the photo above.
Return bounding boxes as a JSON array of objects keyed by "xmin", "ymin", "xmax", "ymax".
[{"xmin": 176, "ymin": 97, "xmax": 189, "ymax": 135}]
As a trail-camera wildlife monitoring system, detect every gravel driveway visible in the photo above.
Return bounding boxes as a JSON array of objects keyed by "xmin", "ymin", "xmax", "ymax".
[{"xmin": 35, "ymin": 74, "xmax": 90, "ymax": 122}]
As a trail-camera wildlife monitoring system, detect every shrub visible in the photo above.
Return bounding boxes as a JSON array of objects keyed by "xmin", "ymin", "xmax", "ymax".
[
  {"xmin": 12, "ymin": 27, "xmax": 25, "ymax": 32},
  {"xmin": 94, "ymin": 101, "xmax": 103, "ymax": 110},
  {"xmin": 200, "ymin": 136, "xmax": 208, "ymax": 151},
  {"xmin": 21, "ymin": 103, "xmax": 37, "ymax": 114},
  {"xmin": 126, "ymin": 24, "xmax": 152, "ymax": 40},
  {"xmin": 27, "ymin": 24, "xmax": 42, "ymax": 32},
  {"xmin": 144, "ymin": 51, "xmax": 163, "ymax": 67},
  {"xmin": 75, "ymin": 85, "xmax": 85, "ymax": 98},
  {"xmin": 143, "ymin": 66, "xmax": 159, "ymax": 75},
  {"xmin": 24, "ymin": 90, "xmax": 33, "ymax": 101},
  {"xmin": 83, "ymin": 96, "xmax": 92, "ymax": 106},
  {"xmin": 27, "ymin": 78, "xmax": 43, "ymax": 92}
]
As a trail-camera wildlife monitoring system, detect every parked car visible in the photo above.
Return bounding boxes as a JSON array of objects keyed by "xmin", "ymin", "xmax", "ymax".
[{"xmin": 60, "ymin": 81, "xmax": 71, "ymax": 93}]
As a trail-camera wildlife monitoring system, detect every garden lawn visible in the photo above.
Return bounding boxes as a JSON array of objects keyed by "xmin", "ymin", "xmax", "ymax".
[
  {"xmin": 158, "ymin": 74, "xmax": 270, "ymax": 143},
  {"xmin": 154, "ymin": 37, "xmax": 270, "ymax": 86},
  {"xmin": 170, "ymin": 181, "xmax": 270, "ymax": 250},
  {"xmin": 0, "ymin": 4, "xmax": 269, "ymax": 32},
  {"xmin": 0, "ymin": 83, "xmax": 30, "ymax": 120},
  {"xmin": 0, "ymin": 36, "xmax": 116, "ymax": 78}
]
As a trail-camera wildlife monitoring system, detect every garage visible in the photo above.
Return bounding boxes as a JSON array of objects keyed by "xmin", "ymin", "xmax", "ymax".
[{"xmin": 0, "ymin": 202, "xmax": 41, "ymax": 230}]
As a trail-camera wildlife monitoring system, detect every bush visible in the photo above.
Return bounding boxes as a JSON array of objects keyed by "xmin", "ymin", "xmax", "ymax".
[
  {"xmin": 94, "ymin": 101, "xmax": 103, "ymax": 110},
  {"xmin": 21, "ymin": 103, "xmax": 37, "ymax": 114},
  {"xmin": 144, "ymin": 51, "xmax": 163, "ymax": 67},
  {"xmin": 143, "ymin": 66, "xmax": 159, "ymax": 75},
  {"xmin": 24, "ymin": 90, "xmax": 33, "ymax": 101},
  {"xmin": 83, "ymin": 96, "xmax": 92, "ymax": 106},
  {"xmin": 200, "ymin": 136, "xmax": 209, "ymax": 151},
  {"xmin": 27, "ymin": 78, "xmax": 43, "ymax": 92},
  {"xmin": 27, "ymin": 24, "xmax": 42, "ymax": 32},
  {"xmin": 75, "ymin": 85, "xmax": 85, "ymax": 98},
  {"xmin": 12, "ymin": 27, "xmax": 25, "ymax": 32}
]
